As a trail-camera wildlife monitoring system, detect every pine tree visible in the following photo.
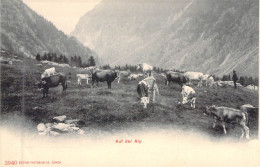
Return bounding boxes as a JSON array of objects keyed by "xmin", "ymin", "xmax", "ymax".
[
  {"xmin": 42, "ymin": 53, "xmax": 47, "ymax": 60},
  {"xmin": 36, "ymin": 54, "xmax": 41, "ymax": 61},
  {"xmin": 88, "ymin": 56, "xmax": 96, "ymax": 66}
]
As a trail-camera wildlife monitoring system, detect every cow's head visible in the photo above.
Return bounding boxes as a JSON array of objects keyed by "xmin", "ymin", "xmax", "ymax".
[
  {"xmin": 37, "ymin": 82, "xmax": 42, "ymax": 90},
  {"xmin": 140, "ymin": 97, "xmax": 149, "ymax": 108},
  {"xmin": 37, "ymin": 81, "xmax": 47, "ymax": 91},
  {"xmin": 182, "ymin": 97, "xmax": 188, "ymax": 104},
  {"xmin": 204, "ymin": 105, "xmax": 216, "ymax": 115},
  {"xmin": 113, "ymin": 70, "xmax": 118, "ymax": 78}
]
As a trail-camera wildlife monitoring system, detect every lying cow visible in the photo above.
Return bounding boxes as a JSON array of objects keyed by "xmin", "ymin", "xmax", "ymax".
[
  {"xmin": 137, "ymin": 76, "xmax": 159, "ymax": 108},
  {"xmin": 92, "ymin": 70, "xmax": 117, "ymax": 89},
  {"xmin": 38, "ymin": 73, "xmax": 67, "ymax": 97},
  {"xmin": 205, "ymin": 105, "xmax": 249, "ymax": 139},
  {"xmin": 41, "ymin": 67, "xmax": 57, "ymax": 79},
  {"xmin": 128, "ymin": 74, "xmax": 143, "ymax": 81},
  {"xmin": 77, "ymin": 74, "xmax": 91, "ymax": 86},
  {"xmin": 178, "ymin": 85, "xmax": 196, "ymax": 109},
  {"xmin": 117, "ymin": 70, "xmax": 131, "ymax": 83},
  {"xmin": 165, "ymin": 71, "xmax": 188, "ymax": 86}
]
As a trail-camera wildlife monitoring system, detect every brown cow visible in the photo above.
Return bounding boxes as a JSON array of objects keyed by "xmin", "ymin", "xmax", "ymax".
[
  {"xmin": 92, "ymin": 70, "xmax": 117, "ymax": 89},
  {"xmin": 205, "ymin": 105, "xmax": 249, "ymax": 139}
]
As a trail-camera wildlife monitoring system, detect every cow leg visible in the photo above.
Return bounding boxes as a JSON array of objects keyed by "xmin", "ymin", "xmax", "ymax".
[
  {"xmin": 118, "ymin": 77, "xmax": 120, "ymax": 83},
  {"xmin": 240, "ymin": 122, "xmax": 250, "ymax": 139},
  {"xmin": 86, "ymin": 79, "xmax": 89, "ymax": 85},
  {"xmin": 240, "ymin": 128, "xmax": 245, "ymax": 139},
  {"xmin": 213, "ymin": 118, "xmax": 217, "ymax": 128},
  {"xmin": 191, "ymin": 98, "xmax": 196, "ymax": 109},
  {"xmin": 152, "ymin": 90, "xmax": 155, "ymax": 102},
  {"xmin": 222, "ymin": 122, "xmax": 227, "ymax": 134}
]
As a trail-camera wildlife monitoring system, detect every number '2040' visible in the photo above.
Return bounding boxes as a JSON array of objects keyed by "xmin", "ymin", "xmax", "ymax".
[{"xmin": 5, "ymin": 161, "xmax": 17, "ymax": 165}]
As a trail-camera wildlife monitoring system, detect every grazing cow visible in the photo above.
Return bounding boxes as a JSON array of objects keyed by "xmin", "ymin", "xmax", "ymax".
[
  {"xmin": 137, "ymin": 76, "xmax": 159, "ymax": 108},
  {"xmin": 136, "ymin": 63, "xmax": 153, "ymax": 77},
  {"xmin": 37, "ymin": 73, "xmax": 67, "ymax": 97},
  {"xmin": 77, "ymin": 74, "xmax": 91, "ymax": 86},
  {"xmin": 117, "ymin": 70, "xmax": 131, "ymax": 83},
  {"xmin": 92, "ymin": 70, "xmax": 117, "ymax": 89},
  {"xmin": 165, "ymin": 71, "xmax": 188, "ymax": 86},
  {"xmin": 184, "ymin": 71, "xmax": 203, "ymax": 87},
  {"xmin": 205, "ymin": 105, "xmax": 249, "ymax": 139},
  {"xmin": 128, "ymin": 74, "xmax": 143, "ymax": 81},
  {"xmin": 178, "ymin": 85, "xmax": 196, "ymax": 109},
  {"xmin": 41, "ymin": 67, "xmax": 57, "ymax": 79}
]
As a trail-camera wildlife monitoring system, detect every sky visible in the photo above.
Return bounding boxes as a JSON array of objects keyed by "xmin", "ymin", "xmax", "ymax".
[{"xmin": 22, "ymin": 0, "xmax": 101, "ymax": 35}]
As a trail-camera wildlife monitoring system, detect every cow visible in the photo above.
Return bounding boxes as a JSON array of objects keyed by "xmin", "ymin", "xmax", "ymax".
[
  {"xmin": 37, "ymin": 73, "xmax": 67, "ymax": 98},
  {"xmin": 137, "ymin": 76, "xmax": 159, "ymax": 109},
  {"xmin": 165, "ymin": 71, "xmax": 188, "ymax": 86},
  {"xmin": 207, "ymin": 76, "xmax": 214, "ymax": 87},
  {"xmin": 183, "ymin": 71, "xmax": 203, "ymax": 87},
  {"xmin": 204, "ymin": 105, "xmax": 250, "ymax": 139},
  {"xmin": 84, "ymin": 66, "xmax": 100, "ymax": 75},
  {"xmin": 77, "ymin": 74, "xmax": 91, "ymax": 86},
  {"xmin": 117, "ymin": 70, "xmax": 131, "ymax": 83},
  {"xmin": 201, "ymin": 74, "xmax": 210, "ymax": 86},
  {"xmin": 41, "ymin": 67, "xmax": 57, "ymax": 79},
  {"xmin": 136, "ymin": 63, "xmax": 153, "ymax": 77},
  {"xmin": 178, "ymin": 85, "xmax": 196, "ymax": 109},
  {"xmin": 128, "ymin": 74, "xmax": 143, "ymax": 81},
  {"xmin": 92, "ymin": 70, "xmax": 117, "ymax": 89}
]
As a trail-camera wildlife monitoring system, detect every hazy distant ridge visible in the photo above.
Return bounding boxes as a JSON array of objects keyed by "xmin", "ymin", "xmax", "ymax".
[
  {"xmin": 0, "ymin": 0, "xmax": 98, "ymax": 62},
  {"xmin": 72, "ymin": 0, "xmax": 258, "ymax": 77}
]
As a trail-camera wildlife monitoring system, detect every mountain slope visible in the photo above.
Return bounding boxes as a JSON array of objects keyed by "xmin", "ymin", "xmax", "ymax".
[
  {"xmin": 0, "ymin": 0, "xmax": 98, "ymax": 63},
  {"xmin": 72, "ymin": 0, "xmax": 258, "ymax": 77}
]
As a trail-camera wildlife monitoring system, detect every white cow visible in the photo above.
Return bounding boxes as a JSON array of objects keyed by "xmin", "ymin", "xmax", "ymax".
[
  {"xmin": 207, "ymin": 76, "xmax": 214, "ymax": 87},
  {"xmin": 137, "ymin": 76, "xmax": 159, "ymax": 108},
  {"xmin": 77, "ymin": 74, "xmax": 91, "ymax": 86},
  {"xmin": 201, "ymin": 74, "xmax": 210, "ymax": 86},
  {"xmin": 184, "ymin": 71, "xmax": 203, "ymax": 87},
  {"xmin": 128, "ymin": 74, "xmax": 143, "ymax": 81},
  {"xmin": 136, "ymin": 63, "xmax": 153, "ymax": 77},
  {"xmin": 41, "ymin": 67, "xmax": 57, "ymax": 79},
  {"xmin": 117, "ymin": 70, "xmax": 131, "ymax": 83},
  {"xmin": 178, "ymin": 85, "xmax": 196, "ymax": 109},
  {"xmin": 84, "ymin": 66, "xmax": 100, "ymax": 74}
]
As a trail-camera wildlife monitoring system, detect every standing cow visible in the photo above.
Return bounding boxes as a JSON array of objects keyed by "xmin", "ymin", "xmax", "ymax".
[
  {"xmin": 136, "ymin": 63, "xmax": 153, "ymax": 77},
  {"xmin": 165, "ymin": 71, "xmax": 188, "ymax": 86},
  {"xmin": 178, "ymin": 85, "xmax": 196, "ymax": 109},
  {"xmin": 77, "ymin": 74, "xmax": 91, "ymax": 86},
  {"xmin": 38, "ymin": 73, "xmax": 67, "ymax": 97},
  {"xmin": 137, "ymin": 76, "xmax": 159, "ymax": 108},
  {"xmin": 184, "ymin": 71, "xmax": 203, "ymax": 87},
  {"xmin": 205, "ymin": 105, "xmax": 249, "ymax": 139},
  {"xmin": 92, "ymin": 70, "xmax": 117, "ymax": 89}
]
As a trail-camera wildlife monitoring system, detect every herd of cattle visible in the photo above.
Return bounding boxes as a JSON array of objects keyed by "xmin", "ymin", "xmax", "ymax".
[{"xmin": 37, "ymin": 63, "xmax": 256, "ymax": 140}]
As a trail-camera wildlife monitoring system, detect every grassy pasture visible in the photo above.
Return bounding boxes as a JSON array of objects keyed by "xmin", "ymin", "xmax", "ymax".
[{"xmin": 0, "ymin": 52, "xmax": 258, "ymax": 140}]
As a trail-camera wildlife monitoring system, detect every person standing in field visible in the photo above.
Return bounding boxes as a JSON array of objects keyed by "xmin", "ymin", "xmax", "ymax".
[{"xmin": 232, "ymin": 70, "xmax": 238, "ymax": 89}]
